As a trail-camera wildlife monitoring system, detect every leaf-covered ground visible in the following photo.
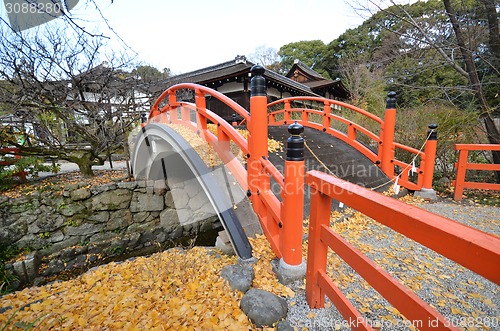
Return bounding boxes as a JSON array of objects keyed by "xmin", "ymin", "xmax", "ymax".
[
  {"xmin": 0, "ymin": 236, "xmax": 293, "ymax": 330},
  {"xmin": 0, "ymin": 170, "xmax": 128, "ymax": 199},
  {"xmin": 2, "ymin": 194, "xmax": 498, "ymax": 330},
  {"xmin": 285, "ymin": 194, "xmax": 500, "ymax": 331}
]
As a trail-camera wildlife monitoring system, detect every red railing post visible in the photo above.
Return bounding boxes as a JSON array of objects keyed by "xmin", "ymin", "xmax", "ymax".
[
  {"xmin": 280, "ymin": 122, "xmax": 306, "ymax": 270},
  {"xmin": 195, "ymin": 90, "xmax": 208, "ymax": 134},
  {"xmin": 424, "ymin": 124, "xmax": 438, "ymax": 188},
  {"xmin": 284, "ymin": 100, "xmax": 291, "ymax": 124},
  {"xmin": 305, "ymin": 186, "xmax": 332, "ymax": 308},
  {"xmin": 248, "ymin": 65, "xmax": 269, "ymax": 216},
  {"xmin": 140, "ymin": 113, "xmax": 148, "ymax": 128},
  {"xmin": 453, "ymin": 147, "xmax": 469, "ymax": 201},
  {"xmin": 322, "ymin": 101, "xmax": 330, "ymax": 129},
  {"xmin": 380, "ymin": 91, "xmax": 396, "ymax": 177}
]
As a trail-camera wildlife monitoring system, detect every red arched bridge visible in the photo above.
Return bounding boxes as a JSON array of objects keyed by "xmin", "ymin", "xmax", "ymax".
[{"xmin": 132, "ymin": 65, "xmax": 499, "ymax": 331}]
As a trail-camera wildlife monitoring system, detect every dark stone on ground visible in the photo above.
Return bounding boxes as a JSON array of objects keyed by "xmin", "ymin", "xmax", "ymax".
[
  {"xmin": 221, "ymin": 263, "xmax": 255, "ymax": 293},
  {"xmin": 277, "ymin": 320, "xmax": 294, "ymax": 331},
  {"xmin": 240, "ymin": 288, "xmax": 288, "ymax": 327}
]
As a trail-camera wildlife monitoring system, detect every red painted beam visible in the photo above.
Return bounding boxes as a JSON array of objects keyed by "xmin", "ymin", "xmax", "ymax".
[{"xmin": 306, "ymin": 170, "xmax": 500, "ymax": 285}]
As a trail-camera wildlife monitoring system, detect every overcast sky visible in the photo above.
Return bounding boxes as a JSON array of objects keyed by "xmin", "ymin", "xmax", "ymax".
[
  {"xmin": 89, "ymin": 0, "xmax": 371, "ymax": 74},
  {"xmin": 1, "ymin": 0, "xmax": 411, "ymax": 74}
]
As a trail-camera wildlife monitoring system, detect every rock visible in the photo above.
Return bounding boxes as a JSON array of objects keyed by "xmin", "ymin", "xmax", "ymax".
[
  {"xmin": 221, "ymin": 263, "xmax": 254, "ymax": 292},
  {"xmin": 32, "ymin": 215, "xmax": 64, "ymax": 233},
  {"xmin": 106, "ymin": 210, "xmax": 133, "ymax": 231},
  {"xmin": 59, "ymin": 202, "xmax": 86, "ymax": 217},
  {"xmin": 159, "ymin": 209, "xmax": 180, "ymax": 232},
  {"xmin": 90, "ymin": 183, "xmax": 117, "ymax": 194},
  {"xmin": 133, "ymin": 211, "xmax": 149, "ymax": 223},
  {"xmin": 42, "ymin": 259, "xmax": 65, "ymax": 276},
  {"xmin": 49, "ymin": 230, "xmax": 65, "ymax": 243},
  {"xmin": 170, "ymin": 188, "xmax": 189, "ymax": 209},
  {"xmin": 0, "ymin": 306, "xmax": 12, "ymax": 314},
  {"xmin": 65, "ymin": 222, "xmax": 105, "ymax": 236},
  {"xmin": 164, "ymin": 191, "xmax": 175, "ymax": 208},
  {"xmin": 0, "ymin": 195, "xmax": 8, "ymax": 205},
  {"xmin": 70, "ymin": 188, "xmax": 91, "ymax": 201},
  {"xmin": 215, "ymin": 236, "xmax": 235, "ymax": 256},
  {"xmin": 117, "ymin": 181, "xmax": 138, "ymax": 190},
  {"xmin": 65, "ymin": 255, "xmax": 88, "ymax": 269},
  {"xmin": 39, "ymin": 237, "xmax": 81, "ymax": 256},
  {"xmin": 12, "ymin": 252, "xmax": 40, "ymax": 286},
  {"xmin": 240, "ymin": 288, "xmax": 288, "ymax": 328},
  {"xmin": 190, "ymin": 189, "xmax": 210, "ymax": 212},
  {"xmin": 438, "ymin": 177, "xmax": 451, "ymax": 185},
  {"xmin": 130, "ymin": 192, "xmax": 164, "ymax": 212},
  {"xmin": 153, "ymin": 180, "xmax": 168, "ymax": 195},
  {"xmin": 0, "ymin": 219, "xmax": 28, "ymax": 244},
  {"xmin": 277, "ymin": 320, "xmax": 294, "ymax": 331},
  {"xmin": 91, "ymin": 189, "xmax": 131, "ymax": 211},
  {"xmin": 89, "ymin": 232, "xmax": 117, "ymax": 243},
  {"xmin": 87, "ymin": 211, "xmax": 110, "ymax": 224},
  {"xmin": 64, "ymin": 183, "xmax": 80, "ymax": 191},
  {"xmin": 14, "ymin": 234, "xmax": 44, "ymax": 250}
]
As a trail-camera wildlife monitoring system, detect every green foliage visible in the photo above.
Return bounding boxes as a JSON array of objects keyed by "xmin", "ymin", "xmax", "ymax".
[
  {"xmin": 0, "ymin": 245, "xmax": 22, "ymax": 295},
  {"xmin": 0, "ymin": 156, "xmax": 56, "ymax": 190},
  {"xmin": 131, "ymin": 65, "xmax": 170, "ymax": 83},
  {"xmin": 394, "ymin": 103, "xmax": 485, "ymax": 179},
  {"xmin": 278, "ymin": 40, "xmax": 330, "ymax": 78}
]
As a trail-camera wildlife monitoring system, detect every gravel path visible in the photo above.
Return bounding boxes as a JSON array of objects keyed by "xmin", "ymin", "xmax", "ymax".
[
  {"xmin": 35, "ymin": 160, "xmax": 128, "ymax": 180},
  {"xmin": 283, "ymin": 197, "xmax": 500, "ymax": 331}
]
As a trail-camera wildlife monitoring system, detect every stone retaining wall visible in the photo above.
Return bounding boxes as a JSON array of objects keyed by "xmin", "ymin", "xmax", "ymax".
[{"xmin": 0, "ymin": 179, "xmax": 220, "ymax": 290}]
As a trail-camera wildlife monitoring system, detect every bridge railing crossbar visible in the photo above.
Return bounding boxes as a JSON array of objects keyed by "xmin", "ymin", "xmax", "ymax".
[
  {"xmin": 149, "ymin": 85, "xmax": 250, "ymax": 192},
  {"xmin": 268, "ymin": 94, "xmax": 438, "ymax": 192},
  {"xmin": 453, "ymin": 144, "xmax": 500, "ymax": 200},
  {"xmin": 305, "ymin": 170, "xmax": 500, "ymax": 330},
  {"xmin": 0, "ymin": 147, "xmax": 27, "ymax": 181}
]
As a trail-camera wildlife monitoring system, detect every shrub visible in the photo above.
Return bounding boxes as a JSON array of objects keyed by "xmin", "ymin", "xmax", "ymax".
[{"xmin": 394, "ymin": 103, "xmax": 487, "ymax": 180}]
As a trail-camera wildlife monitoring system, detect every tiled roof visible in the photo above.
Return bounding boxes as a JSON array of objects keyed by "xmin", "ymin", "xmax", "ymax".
[
  {"xmin": 286, "ymin": 60, "xmax": 326, "ymax": 81},
  {"xmin": 153, "ymin": 56, "xmax": 318, "ymax": 96}
]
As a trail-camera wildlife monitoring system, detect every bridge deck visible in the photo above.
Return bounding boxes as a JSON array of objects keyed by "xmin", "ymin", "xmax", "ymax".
[{"xmin": 267, "ymin": 126, "xmax": 391, "ymax": 216}]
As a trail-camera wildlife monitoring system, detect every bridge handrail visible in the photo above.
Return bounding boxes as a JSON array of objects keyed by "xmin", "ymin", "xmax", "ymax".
[
  {"xmin": 453, "ymin": 144, "xmax": 500, "ymax": 200},
  {"xmin": 305, "ymin": 170, "xmax": 500, "ymax": 329},
  {"xmin": 151, "ymin": 83, "xmax": 250, "ymax": 122},
  {"xmin": 268, "ymin": 97, "xmax": 383, "ymax": 124},
  {"xmin": 0, "ymin": 147, "xmax": 27, "ymax": 181},
  {"xmin": 148, "ymin": 84, "xmax": 251, "ymax": 191},
  {"xmin": 268, "ymin": 96, "xmax": 438, "ymax": 192},
  {"xmin": 175, "ymin": 101, "xmax": 250, "ymax": 156},
  {"xmin": 260, "ymin": 157, "xmax": 285, "ymax": 190}
]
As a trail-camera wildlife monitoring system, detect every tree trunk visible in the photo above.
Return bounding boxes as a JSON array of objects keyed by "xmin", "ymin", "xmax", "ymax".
[
  {"xmin": 479, "ymin": 0, "xmax": 500, "ymax": 62},
  {"xmin": 483, "ymin": 114, "xmax": 500, "ymax": 183},
  {"xmin": 443, "ymin": 0, "xmax": 500, "ymax": 183},
  {"xmin": 71, "ymin": 153, "xmax": 95, "ymax": 177}
]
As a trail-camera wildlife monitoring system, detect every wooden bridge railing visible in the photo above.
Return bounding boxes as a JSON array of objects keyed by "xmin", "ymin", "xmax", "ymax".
[
  {"xmin": 267, "ymin": 93, "xmax": 438, "ymax": 192},
  {"xmin": 0, "ymin": 147, "xmax": 27, "ymax": 181},
  {"xmin": 305, "ymin": 170, "xmax": 500, "ymax": 330},
  {"xmin": 148, "ymin": 66, "xmax": 306, "ymax": 270},
  {"xmin": 453, "ymin": 144, "xmax": 500, "ymax": 200}
]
